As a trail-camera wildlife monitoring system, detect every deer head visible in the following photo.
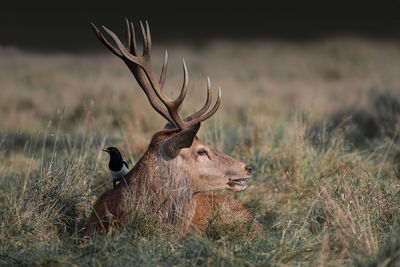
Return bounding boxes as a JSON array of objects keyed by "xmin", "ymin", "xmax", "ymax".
[
  {"xmin": 89, "ymin": 20, "xmax": 252, "ymax": 232},
  {"xmin": 91, "ymin": 20, "xmax": 252, "ymax": 193}
]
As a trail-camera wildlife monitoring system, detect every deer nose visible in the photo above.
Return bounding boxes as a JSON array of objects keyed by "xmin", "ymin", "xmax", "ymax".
[{"xmin": 245, "ymin": 165, "xmax": 253, "ymax": 174}]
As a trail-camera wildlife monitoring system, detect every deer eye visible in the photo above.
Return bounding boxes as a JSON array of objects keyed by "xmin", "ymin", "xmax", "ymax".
[{"xmin": 197, "ymin": 149, "xmax": 208, "ymax": 156}]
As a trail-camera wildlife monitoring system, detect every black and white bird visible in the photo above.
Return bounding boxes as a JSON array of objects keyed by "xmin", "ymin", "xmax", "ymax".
[{"xmin": 102, "ymin": 147, "xmax": 129, "ymax": 189}]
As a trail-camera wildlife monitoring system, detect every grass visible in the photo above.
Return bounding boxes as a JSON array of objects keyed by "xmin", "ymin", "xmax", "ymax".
[{"xmin": 1, "ymin": 37, "xmax": 400, "ymax": 266}]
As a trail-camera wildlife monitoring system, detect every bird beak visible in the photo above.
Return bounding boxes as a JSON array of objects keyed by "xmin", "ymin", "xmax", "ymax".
[{"xmin": 102, "ymin": 148, "xmax": 109, "ymax": 152}]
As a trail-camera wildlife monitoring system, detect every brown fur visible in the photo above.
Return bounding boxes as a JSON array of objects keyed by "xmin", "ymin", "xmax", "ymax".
[
  {"xmin": 190, "ymin": 193, "xmax": 264, "ymax": 238},
  {"xmin": 88, "ymin": 129, "xmax": 192, "ymax": 233},
  {"xmin": 87, "ymin": 128, "xmax": 256, "ymax": 234}
]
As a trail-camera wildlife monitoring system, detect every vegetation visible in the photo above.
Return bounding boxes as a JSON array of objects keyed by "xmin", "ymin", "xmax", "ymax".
[{"xmin": 1, "ymin": 38, "xmax": 400, "ymax": 266}]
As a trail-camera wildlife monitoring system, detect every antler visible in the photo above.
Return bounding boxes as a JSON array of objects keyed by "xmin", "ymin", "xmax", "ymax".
[{"xmin": 91, "ymin": 19, "xmax": 221, "ymax": 130}]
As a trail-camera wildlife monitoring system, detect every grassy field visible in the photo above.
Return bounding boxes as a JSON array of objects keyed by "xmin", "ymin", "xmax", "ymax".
[{"xmin": 1, "ymin": 37, "xmax": 400, "ymax": 266}]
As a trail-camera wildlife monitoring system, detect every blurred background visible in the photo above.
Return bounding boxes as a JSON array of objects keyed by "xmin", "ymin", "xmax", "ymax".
[
  {"xmin": 1, "ymin": 1, "xmax": 400, "ymax": 51},
  {"xmin": 1, "ymin": 0, "xmax": 400, "ymax": 145},
  {"xmin": 1, "ymin": 0, "xmax": 400, "ymax": 148}
]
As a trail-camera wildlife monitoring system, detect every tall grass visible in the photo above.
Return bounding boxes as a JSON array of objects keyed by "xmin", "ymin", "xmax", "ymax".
[{"xmin": 1, "ymin": 38, "xmax": 400, "ymax": 265}]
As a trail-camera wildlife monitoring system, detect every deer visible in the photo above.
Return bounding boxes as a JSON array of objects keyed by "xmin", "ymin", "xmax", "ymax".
[{"xmin": 87, "ymin": 19, "xmax": 261, "ymax": 236}]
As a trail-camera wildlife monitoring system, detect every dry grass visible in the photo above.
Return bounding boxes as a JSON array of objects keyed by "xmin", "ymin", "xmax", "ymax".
[{"xmin": 1, "ymin": 37, "xmax": 400, "ymax": 266}]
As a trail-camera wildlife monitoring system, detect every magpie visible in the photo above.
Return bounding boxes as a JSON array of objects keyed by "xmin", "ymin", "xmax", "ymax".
[{"xmin": 102, "ymin": 147, "xmax": 129, "ymax": 189}]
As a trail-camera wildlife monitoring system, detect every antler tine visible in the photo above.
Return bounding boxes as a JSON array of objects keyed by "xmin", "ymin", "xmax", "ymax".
[
  {"xmin": 159, "ymin": 50, "xmax": 168, "ymax": 88},
  {"xmin": 91, "ymin": 23, "xmax": 123, "ymax": 58},
  {"xmin": 183, "ymin": 77, "xmax": 212, "ymax": 122},
  {"xmin": 145, "ymin": 21, "xmax": 152, "ymax": 56},
  {"xmin": 140, "ymin": 22, "xmax": 186, "ymax": 111},
  {"xmin": 102, "ymin": 26, "xmax": 142, "ymax": 65},
  {"xmin": 93, "ymin": 19, "xmax": 221, "ymax": 131},
  {"xmin": 176, "ymin": 59, "xmax": 189, "ymax": 111},
  {"xmin": 155, "ymin": 59, "xmax": 189, "ymax": 130},
  {"xmin": 124, "ymin": 18, "xmax": 131, "ymax": 51},
  {"xmin": 184, "ymin": 87, "xmax": 221, "ymax": 127},
  {"xmin": 129, "ymin": 21, "xmax": 138, "ymax": 55},
  {"xmin": 138, "ymin": 21, "xmax": 166, "ymax": 88},
  {"xmin": 114, "ymin": 23, "xmax": 188, "ymax": 129},
  {"xmin": 122, "ymin": 22, "xmax": 188, "ymax": 128},
  {"xmin": 139, "ymin": 21, "xmax": 148, "ymax": 56},
  {"xmin": 93, "ymin": 21, "xmax": 176, "ymax": 126}
]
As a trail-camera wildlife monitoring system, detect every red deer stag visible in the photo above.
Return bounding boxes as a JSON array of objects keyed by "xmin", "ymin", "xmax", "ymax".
[{"xmin": 88, "ymin": 19, "xmax": 259, "ymax": 235}]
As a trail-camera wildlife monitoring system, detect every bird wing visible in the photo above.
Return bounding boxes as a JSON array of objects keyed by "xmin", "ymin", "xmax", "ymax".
[{"xmin": 123, "ymin": 160, "xmax": 129, "ymax": 169}]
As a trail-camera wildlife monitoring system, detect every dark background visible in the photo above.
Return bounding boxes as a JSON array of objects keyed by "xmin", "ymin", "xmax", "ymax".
[{"xmin": 1, "ymin": 1, "xmax": 400, "ymax": 52}]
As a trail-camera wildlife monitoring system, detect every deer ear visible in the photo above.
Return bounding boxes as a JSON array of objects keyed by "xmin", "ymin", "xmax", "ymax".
[{"xmin": 162, "ymin": 123, "xmax": 201, "ymax": 158}]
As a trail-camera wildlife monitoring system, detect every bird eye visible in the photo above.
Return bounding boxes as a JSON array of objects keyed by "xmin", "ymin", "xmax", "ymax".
[{"xmin": 197, "ymin": 149, "xmax": 208, "ymax": 156}]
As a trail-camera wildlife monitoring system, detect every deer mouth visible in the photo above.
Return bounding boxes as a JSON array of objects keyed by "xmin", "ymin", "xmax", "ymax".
[{"xmin": 227, "ymin": 178, "xmax": 248, "ymax": 191}]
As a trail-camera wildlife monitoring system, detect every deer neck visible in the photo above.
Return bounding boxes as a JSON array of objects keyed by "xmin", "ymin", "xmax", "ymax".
[{"xmin": 126, "ymin": 147, "xmax": 196, "ymax": 230}]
